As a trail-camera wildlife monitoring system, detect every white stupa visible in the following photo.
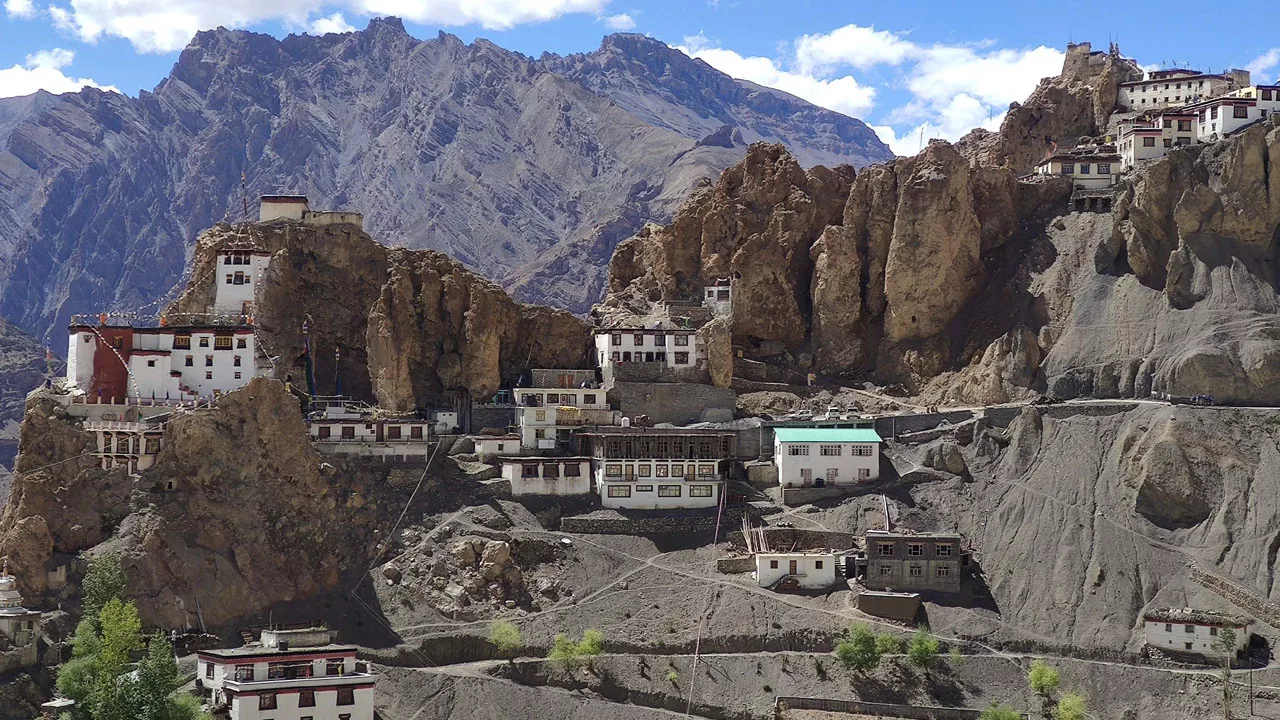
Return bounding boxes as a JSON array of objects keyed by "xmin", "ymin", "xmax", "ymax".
[{"xmin": 0, "ymin": 558, "xmax": 40, "ymax": 647}]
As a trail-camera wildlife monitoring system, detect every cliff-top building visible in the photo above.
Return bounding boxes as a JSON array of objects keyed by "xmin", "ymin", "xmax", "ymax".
[{"xmin": 1116, "ymin": 68, "xmax": 1250, "ymax": 111}]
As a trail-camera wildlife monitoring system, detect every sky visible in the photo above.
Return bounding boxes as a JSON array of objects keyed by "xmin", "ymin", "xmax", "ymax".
[{"xmin": 1, "ymin": 0, "xmax": 1279, "ymax": 156}]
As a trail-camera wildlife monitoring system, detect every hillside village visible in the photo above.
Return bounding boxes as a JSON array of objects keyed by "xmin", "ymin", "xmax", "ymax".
[{"xmin": 4, "ymin": 37, "xmax": 1280, "ymax": 720}]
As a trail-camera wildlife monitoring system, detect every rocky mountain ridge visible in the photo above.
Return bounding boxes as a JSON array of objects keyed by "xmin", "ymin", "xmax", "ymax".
[
  {"xmin": 600, "ymin": 43, "xmax": 1280, "ymax": 405},
  {"xmin": 0, "ymin": 18, "xmax": 891, "ymax": 348}
]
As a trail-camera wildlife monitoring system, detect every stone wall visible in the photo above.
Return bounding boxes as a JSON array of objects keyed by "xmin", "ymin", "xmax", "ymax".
[
  {"xmin": 726, "ymin": 528, "xmax": 858, "ymax": 551},
  {"xmin": 872, "ymin": 410, "xmax": 975, "ymax": 440},
  {"xmin": 0, "ymin": 644, "xmax": 38, "ymax": 675},
  {"xmin": 716, "ymin": 556, "xmax": 755, "ymax": 574},
  {"xmin": 603, "ymin": 362, "xmax": 710, "ymax": 386},
  {"xmin": 560, "ymin": 507, "xmax": 762, "ymax": 535},
  {"xmin": 775, "ymin": 698, "xmax": 1028, "ymax": 720},
  {"xmin": 469, "ymin": 406, "xmax": 515, "ymax": 433},
  {"xmin": 608, "ymin": 382, "xmax": 736, "ymax": 425},
  {"xmin": 780, "ymin": 485, "xmax": 866, "ymax": 506}
]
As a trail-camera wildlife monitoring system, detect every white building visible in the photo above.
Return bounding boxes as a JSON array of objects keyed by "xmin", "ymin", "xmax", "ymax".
[
  {"xmin": 502, "ymin": 457, "xmax": 593, "ymax": 497},
  {"xmin": 214, "ymin": 248, "xmax": 273, "ymax": 317},
  {"xmin": 1117, "ymin": 68, "xmax": 1248, "ymax": 111},
  {"xmin": 475, "ymin": 434, "xmax": 522, "ymax": 462},
  {"xmin": 0, "ymin": 560, "xmax": 41, "ymax": 651},
  {"xmin": 308, "ymin": 407, "xmax": 431, "ymax": 461},
  {"xmin": 1032, "ymin": 152, "xmax": 1121, "ymax": 189},
  {"xmin": 773, "ymin": 427, "xmax": 882, "ymax": 488},
  {"xmin": 259, "ymin": 195, "xmax": 310, "ymax": 222},
  {"xmin": 430, "ymin": 410, "xmax": 459, "ymax": 434},
  {"xmin": 702, "ymin": 278, "xmax": 733, "ymax": 317},
  {"xmin": 198, "ymin": 626, "xmax": 375, "ymax": 720},
  {"xmin": 755, "ymin": 553, "xmax": 837, "ymax": 590},
  {"xmin": 1143, "ymin": 608, "xmax": 1249, "ymax": 657},
  {"xmin": 513, "ymin": 386, "xmax": 618, "ymax": 451},
  {"xmin": 578, "ymin": 428, "xmax": 735, "ymax": 510},
  {"xmin": 1188, "ymin": 86, "xmax": 1280, "ymax": 142},
  {"xmin": 1117, "ymin": 111, "xmax": 1199, "ymax": 170},
  {"xmin": 67, "ymin": 323, "xmax": 262, "ymax": 404},
  {"xmin": 594, "ymin": 328, "xmax": 701, "ymax": 369},
  {"xmin": 83, "ymin": 420, "xmax": 165, "ymax": 474}
]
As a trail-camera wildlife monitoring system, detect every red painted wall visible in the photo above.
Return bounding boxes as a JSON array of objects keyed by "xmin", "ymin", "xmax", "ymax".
[{"xmin": 90, "ymin": 327, "xmax": 133, "ymax": 403}]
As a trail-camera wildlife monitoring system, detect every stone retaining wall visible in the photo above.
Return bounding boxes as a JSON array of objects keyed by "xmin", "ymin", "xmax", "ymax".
[
  {"xmin": 775, "ymin": 697, "xmax": 1028, "ymax": 720},
  {"xmin": 608, "ymin": 381, "xmax": 736, "ymax": 425},
  {"xmin": 726, "ymin": 528, "xmax": 859, "ymax": 551},
  {"xmin": 560, "ymin": 507, "xmax": 763, "ymax": 535}
]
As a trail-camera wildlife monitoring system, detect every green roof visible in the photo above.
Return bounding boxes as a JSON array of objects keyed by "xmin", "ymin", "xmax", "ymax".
[{"xmin": 773, "ymin": 427, "xmax": 882, "ymax": 443}]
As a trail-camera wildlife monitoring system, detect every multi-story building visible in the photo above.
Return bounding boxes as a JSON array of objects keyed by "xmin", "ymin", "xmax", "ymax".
[
  {"xmin": 513, "ymin": 385, "xmax": 618, "ymax": 451},
  {"xmin": 593, "ymin": 328, "xmax": 702, "ymax": 373},
  {"xmin": 1117, "ymin": 111, "xmax": 1199, "ymax": 170},
  {"xmin": 862, "ymin": 531, "xmax": 963, "ymax": 594},
  {"xmin": 307, "ymin": 404, "xmax": 432, "ymax": 461},
  {"xmin": 1187, "ymin": 85, "xmax": 1280, "ymax": 141},
  {"xmin": 84, "ymin": 420, "xmax": 165, "ymax": 474},
  {"xmin": 502, "ymin": 457, "xmax": 593, "ymax": 496},
  {"xmin": 259, "ymin": 195, "xmax": 364, "ymax": 230},
  {"xmin": 1032, "ymin": 151, "xmax": 1121, "ymax": 189},
  {"xmin": 1142, "ymin": 608, "xmax": 1249, "ymax": 657},
  {"xmin": 773, "ymin": 427, "xmax": 881, "ymax": 488},
  {"xmin": 1116, "ymin": 68, "xmax": 1249, "ymax": 111},
  {"xmin": 577, "ymin": 427, "xmax": 735, "ymax": 509},
  {"xmin": 213, "ymin": 248, "xmax": 273, "ymax": 317},
  {"xmin": 197, "ymin": 625, "xmax": 375, "ymax": 720}
]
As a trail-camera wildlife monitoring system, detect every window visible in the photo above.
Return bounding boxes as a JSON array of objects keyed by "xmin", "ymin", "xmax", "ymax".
[
  {"xmin": 638, "ymin": 464, "xmax": 652, "ymax": 477},
  {"xmin": 852, "ymin": 445, "xmax": 873, "ymax": 457},
  {"xmin": 564, "ymin": 463, "xmax": 581, "ymax": 477},
  {"xmin": 1233, "ymin": 105, "xmax": 1249, "ymax": 119},
  {"xmin": 788, "ymin": 445, "xmax": 809, "ymax": 456},
  {"xmin": 698, "ymin": 464, "xmax": 715, "ymax": 476},
  {"xmin": 819, "ymin": 445, "xmax": 842, "ymax": 456},
  {"xmin": 1211, "ymin": 107, "xmax": 1219, "ymax": 119},
  {"xmin": 936, "ymin": 566, "xmax": 951, "ymax": 577},
  {"xmin": 814, "ymin": 561, "xmax": 823, "ymax": 569},
  {"xmin": 234, "ymin": 372, "xmax": 242, "ymax": 379},
  {"xmin": 825, "ymin": 468, "xmax": 838, "ymax": 481},
  {"xmin": 215, "ymin": 336, "xmax": 232, "ymax": 349},
  {"xmin": 654, "ymin": 334, "xmax": 666, "ymax": 346},
  {"xmin": 1185, "ymin": 625, "xmax": 1195, "ymax": 634},
  {"xmin": 1178, "ymin": 119, "xmax": 1192, "ymax": 131},
  {"xmin": 658, "ymin": 485, "xmax": 682, "ymax": 497},
  {"xmin": 259, "ymin": 692, "xmax": 277, "ymax": 710},
  {"xmin": 237, "ymin": 338, "xmax": 247, "ymax": 348},
  {"xmin": 1264, "ymin": 89, "xmax": 1273, "ymax": 101},
  {"xmin": 534, "ymin": 429, "xmax": 546, "ymax": 439},
  {"xmin": 611, "ymin": 334, "xmax": 621, "ymax": 345},
  {"xmin": 877, "ymin": 543, "xmax": 894, "ymax": 556},
  {"xmin": 674, "ymin": 352, "xmax": 690, "ymax": 364},
  {"xmin": 318, "ymin": 425, "xmax": 331, "ymax": 439},
  {"xmin": 224, "ymin": 255, "xmax": 232, "ymax": 265},
  {"xmin": 689, "ymin": 485, "xmax": 713, "ymax": 497},
  {"xmin": 235, "ymin": 665, "xmax": 254, "ymax": 681},
  {"xmin": 225, "ymin": 274, "xmax": 233, "ymax": 285},
  {"xmin": 1060, "ymin": 162, "xmax": 1074, "ymax": 174},
  {"xmin": 199, "ymin": 336, "xmax": 209, "ymax": 347},
  {"xmin": 410, "ymin": 425, "xmax": 423, "ymax": 439},
  {"xmin": 546, "ymin": 393, "xmax": 559, "ymax": 404},
  {"xmin": 605, "ymin": 464, "xmax": 623, "ymax": 477},
  {"xmin": 1185, "ymin": 642, "xmax": 1194, "ymax": 650},
  {"xmin": 1163, "ymin": 138, "xmax": 1172, "ymax": 148},
  {"xmin": 635, "ymin": 484, "xmax": 653, "ymax": 492},
  {"xmin": 205, "ymin": 355, "xmax": 213, "ymax": 366},
  {"xmin": 233, "ymin": 355, "xmax": 241, "ymax": 367},
  {"xmin": 147, "ymin": 359, "xmax": 156, "ymax": 367},
  {"xmin": 1210, "ymin": 627, "xmax": 1219, "ymax": 636},
  {"xmin": 610, "ymin": 351, "xmax": 620, "ymax": 362},
  {"xmin": 907, "ymin": 543, "xmax": 924, "ymax": 557},
  {"xmin": 671, "ymin": 464, "xmax": 684, "ymax": 477},
  {"xmin": 327, "ymin": 658, "xmax": 346, "ymax": 675},
  {"xmin": 878, "ymin": 565, "xmax": 892, "ymax": 576},
  {"xmin": 341, "ymin": 426, "xmax": 355, "ymax": 439},
  {"xmin": 534, "ymin": 410, "xmax": 546, "ymax": 422},
  {"xmin": 233, "ymin": 271, "xmax": 247, "ymax": 285},
  {"xmin": 583, "ymin": 394, "xmax": 596, "ymax": 405},
  {"xmin": 674, "ymin": 335, "xmax": 689, "ymax": 346},
  {"xmin": 770, "ymin": 560, "xmax": 778, "ymax": 569},
  {"xmin": 1165, "ymin": 623, "xmax": 1173, "ymax": 632},
  {"xmin": 909, "ymin": 565, "xmax": 923, "ymax": 577},
  {"xmin": 1143, "ymin": 137, "xmax": 1156, "ymax": 147},
  {"xmin": 299, "ymin": 689, "xmax": 316, "ymax": 707},
  {"xmin": 337, "ymin": 687, "xmax": 355, "ymax": 706},
  {"xmin": 145, "ymin": 438, "xmax": 160, "ymax": 454},
  {"xmin": 521, "ymin": 464, "xmax": 539, "ymax": 478},
  {"xmin": 1098, "ymin": 163, "xmax": 1111, "ymax": 175},
  {"xmin": 633, "ymin": 333, "xmax": 644, "ymax": 346},
  {"xmin": 205, "ymin": 663, "xmax": 214, "ymax": 679},
  {"xmin": 936, "ymin": 545, "xmax": 953, "ymax": 557},
  {"xmin": 607, "ymin": 485, "xmax": 632, "ymax": 498},
  {"xmin": 387, "ymin": 426, "xmax": 402, "ymax": 440},
  {"xmin": 1162, "ymin": 118, "xmax": 1172, "ymax": 128},
  {"xmin": 1079, "ymin": 164, "xmax": 1090, "ymax": 174},
  {"xmin": 205, "ymin": 371, "xmax": 213, "ymax": 380},
  {"xmin": 173, "ymin": 336, "xmax": 191, "ymax": 349}
]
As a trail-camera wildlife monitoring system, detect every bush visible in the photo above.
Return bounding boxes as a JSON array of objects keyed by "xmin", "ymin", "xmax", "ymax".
[
  {"xmin": 489, "ymin": 621, "xmax": 522, "ymax": 663},
  {"xmin": 1052, "ymin": 692, "xmax": 1087, "ymax": 720},
  {"xmin": 874, "ymin": 632, "xmax": 901, "ymax": 655},
  {"xmin": 906, "ymin": 627, "xmax": 939, "ymax": 669},
  {"xmin": 978, "ymin": 704, "xmax": 1023, "ymax": 720},
  {"xmin": 834, "ymin": 624, "xmax": 881, "ymax": 673},
  {"xmin": 547, "ymin": 629, "xmax": 604, "ymax": 672},
  {"xmin": 1029, "ymin": 659, "xmax": 1060, "ymax": 696}
]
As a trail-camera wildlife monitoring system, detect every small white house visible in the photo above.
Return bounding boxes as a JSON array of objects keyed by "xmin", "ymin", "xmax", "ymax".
[
  {"xmin": 1032, "ymin": 153, "xmax": 1120, "ymax": 189},
  {"xmin": 755, "ymin": 553, "xmax": 837, "ymax": 590},
  {"xmin": 502, "ymin": 457, "xmax": 592, "ymax": 496},
  {"xmin": 430, "ymin": 410, "xmax": 459, "ymax": 434},
  {"xmin": 774, "ymin": 427, "xmax": 882, "ymax": 487},
  {"xmin": 1143, "ymin": 608, "xmax": 1249, "ymax": 657},
  {"xmin": 594, "ymin": 328, "xmax": 700, "ymax": 369},
  {"xmin": 703, "ymin": 279, "xmax": 733, "ymax": 317},
  {"xmin": 513, "ymin": 387, "xmax": 618, "ymax": 450},
  {"xmin": 475, "ymin": 434, "xmax": 522, "ymax": 462},
  {"xmin": 258, "ymin": 195, "xmax": 310, "ymax": 222}
]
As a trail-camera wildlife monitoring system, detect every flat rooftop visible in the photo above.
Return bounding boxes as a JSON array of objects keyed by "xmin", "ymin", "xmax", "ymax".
[
  {"xmin": 577, "ymin": 427, "xmax": 737, "ymax": 436},
  {"xmin": 198, "ymin": 643, "xmax": 357, "ymax": 659},
  {"xmin": 774, "ymin": 427, "xmax": 883, "ymax": 443}
]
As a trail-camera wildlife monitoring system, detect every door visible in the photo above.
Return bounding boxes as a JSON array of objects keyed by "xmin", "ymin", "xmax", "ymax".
[
  {"xmin": 788, "ymin": 560, "xmax": 798, "ymax": 576},
  {"xmin": 799, "ymin": 468, "xmax": 813, "ymax": 487}
]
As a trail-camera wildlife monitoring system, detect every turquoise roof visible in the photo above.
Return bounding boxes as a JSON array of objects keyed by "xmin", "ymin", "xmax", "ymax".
[{"xmin": 773, "ymin": 427, "xmax": 882, "ymax": 443}]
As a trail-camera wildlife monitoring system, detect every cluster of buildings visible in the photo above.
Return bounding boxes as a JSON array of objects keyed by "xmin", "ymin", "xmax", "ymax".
[{"xmin": 1032, "ymin": 58, "xmax": 1278, "ymax": 209}]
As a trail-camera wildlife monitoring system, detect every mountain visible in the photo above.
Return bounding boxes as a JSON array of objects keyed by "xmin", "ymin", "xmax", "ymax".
[{"xmin": 0, "ymin": 18, "xmax": 892, "ymax": 346}]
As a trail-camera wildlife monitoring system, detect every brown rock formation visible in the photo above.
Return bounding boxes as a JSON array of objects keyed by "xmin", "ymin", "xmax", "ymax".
[{"xmin": 169, "ymin": 221, "xmax": 592, "ymax": 411}]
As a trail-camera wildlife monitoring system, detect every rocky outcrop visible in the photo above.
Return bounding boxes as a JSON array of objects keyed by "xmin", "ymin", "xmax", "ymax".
[
  {"xmin": 168, "ymin": 221, "xmax": 592, "ymax": 410},
  {"xmin": 0, "ymin": 21, "xmax": 893, "ymax": 347},
  {"xmin": 0, "ymin": 319, "xmax": 52, "ymax": 494}
]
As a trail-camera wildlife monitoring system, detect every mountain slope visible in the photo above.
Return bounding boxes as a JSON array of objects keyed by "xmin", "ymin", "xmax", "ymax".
[{"xmin": 0, "ymin": 19, "xmax": 892, "ymax": 343}]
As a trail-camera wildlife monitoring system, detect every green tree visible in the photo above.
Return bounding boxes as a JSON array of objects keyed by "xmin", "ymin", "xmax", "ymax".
[
  {"xmin": 81, "ymin": 554, "xmax": 127, "ymax": 628},
  {"xmin": 906, "ymin": 627, "xmax": 939, "ymax": 670},
  {"xmin": 1052, "ymin": 692, "xmax": 1087, "ymax": 720},
  {"xmin": 489, "ymin": 620, "xmax": 523, "ymax": 664},
  {"xmin": 579, "ymin": 628, "xmax": 604, "ymax": 669},
  {"xmin": 978, "ymin": 704, "xmax": 1023, "ymax": 720},
  {"xmin": 1214, "ymin": 627, "xmax": 1238, "ymax": 720},
  {"xmin": 547, "ymin": 629, "xmax": 603, "ymax": 672},
  {"xmin": 1029, "ymin": 659, "xmax": 1061, "ymax": 697},
  {"xmin": 874, "ymin": 632, "xmax": 901, "ymax": 655},
  {"xmin": 834, "ymin": 624, "xmax": 881, "ymax": 673}
]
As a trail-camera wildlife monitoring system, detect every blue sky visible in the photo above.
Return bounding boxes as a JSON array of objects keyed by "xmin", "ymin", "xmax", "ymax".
[{"xmin": 2, "ymin": 0, "xmax": 1278, "ymax": 155}]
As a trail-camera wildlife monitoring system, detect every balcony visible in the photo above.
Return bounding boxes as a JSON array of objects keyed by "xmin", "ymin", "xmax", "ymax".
[{"xmin": 221, "ymin": 668, "xmax": 375, "ymax": 693}]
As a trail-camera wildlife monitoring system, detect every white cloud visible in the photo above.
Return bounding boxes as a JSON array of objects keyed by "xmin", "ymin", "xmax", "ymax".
[
  {"xmin": 680, "ymin": 24, "xmax": 1063, "ymax": 157},
  {"xmin": 601, "ymin": 12, "xmax": 634, "ymax": 31},
  {"xmin": 0, "ymin": 48, "xmax": 116, "ymax": 99},
  {"xmin": 678, "ymin": 34, "xmax": 878, "ymax": 119},
  {"xmin": 39, "ymin": 0, "xmax": 610, "ymax": 53},
  {"xmin": 1247, "ymin": 48, "xmax": 1280, "ymax": 82},
  {"xmin": 308, "ymin": 11, "xmax": 355, "ymax": 34},
  {"xmin": 3, "ymin": 0, "xmax": 36, "ymax": 18}
]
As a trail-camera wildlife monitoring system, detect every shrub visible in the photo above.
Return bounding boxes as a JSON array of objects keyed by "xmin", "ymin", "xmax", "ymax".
[
  {"xmin": 834, "ymin": 624, "xmax": 881, "ymax": 673},
  {"xmin": 489, "ymin": 620, "xmax": 522, "ymax": 663},
  {"xmin": 978, "ymin": 704, "xmax": 1023, "ymax": 720},
  {"xmin": 874, "ymin": 632, "xmax": 901, "ymax": 655},
  {"xmin": 1029, "ymin": 659, "xmax": 1060, "ymax": 696},
  {"xmin": 1052, "ymin": 692, "xmax": 1087, "ymax": 720},
  {"xmin": 906, "ymin": 627, "xmax": 939, "ymax": 669}
]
